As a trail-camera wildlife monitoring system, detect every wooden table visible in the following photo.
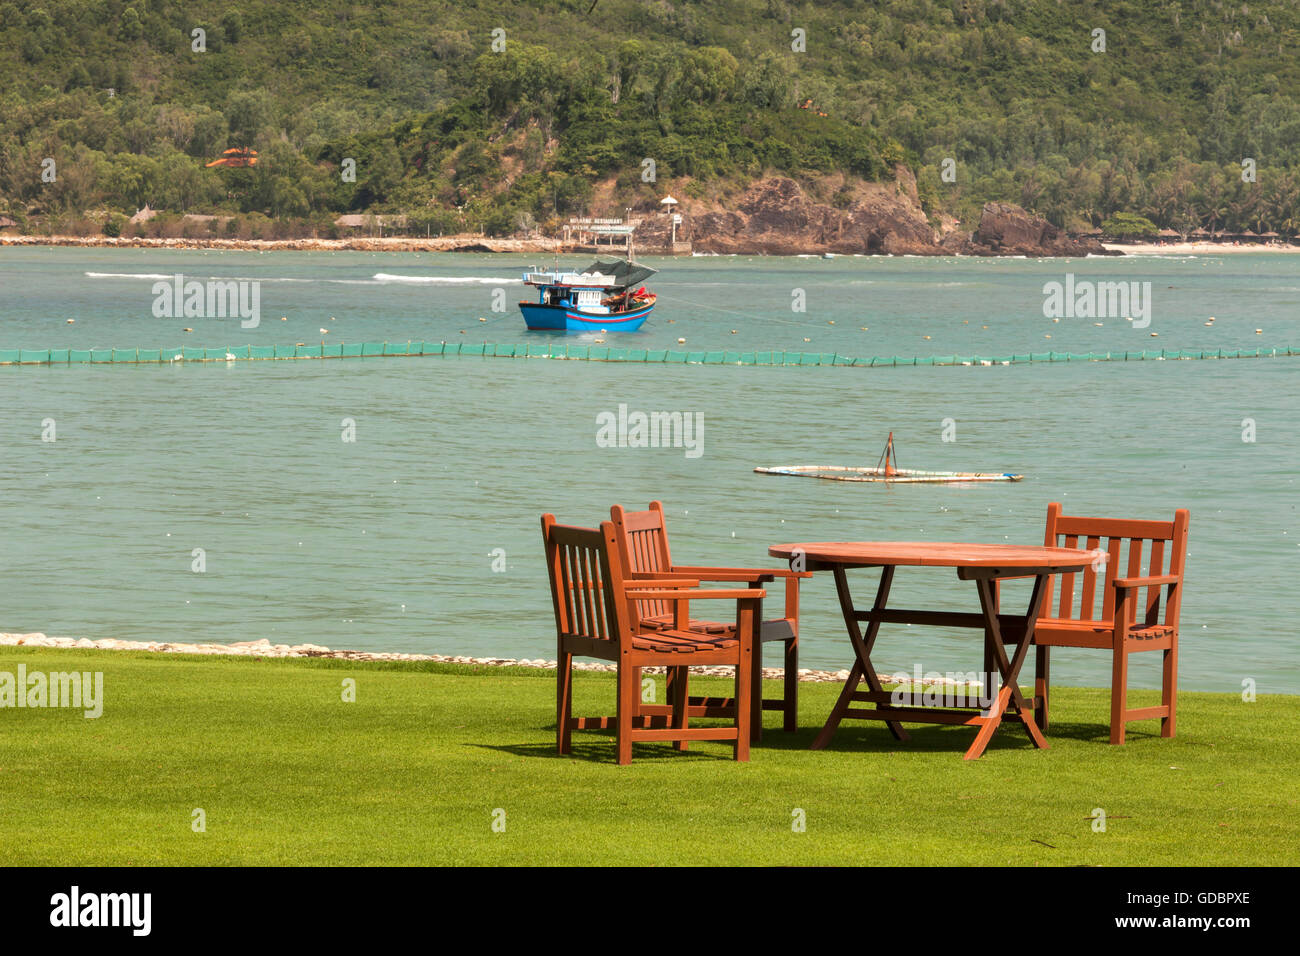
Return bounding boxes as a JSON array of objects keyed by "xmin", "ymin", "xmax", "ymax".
[{"xmin": 767, "ymin": 542, "xmax": 1100, "ymax": 760}]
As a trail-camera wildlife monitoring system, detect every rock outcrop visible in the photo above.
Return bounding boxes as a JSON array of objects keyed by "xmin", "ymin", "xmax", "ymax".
[
  {"xmin": 964, "ymin": 201, "xmax": 1115, "ymax": 256},
  {"xmin": 638, "ymin": 180, "xmax": 1115, "ymax": 257},
  {"xmin": 643, "ymin": 176, "xmax": 938, "ymax": 256}
]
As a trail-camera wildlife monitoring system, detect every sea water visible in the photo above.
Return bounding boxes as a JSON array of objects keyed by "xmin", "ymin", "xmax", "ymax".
[{"xmin": 1, "ymin": 247, "xmax": 1297, "ymax": 693}]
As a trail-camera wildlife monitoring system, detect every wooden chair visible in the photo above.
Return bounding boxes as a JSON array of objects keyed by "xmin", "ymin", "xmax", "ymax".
[
  {"xmin": 610, "ymin": 501, "xmax": 810, "ymax": 741},
  {"xmin": 541, "ymin": 514, "xmax": 763, "ymax": 764},
  {"xmin": 1033, "ymin": 502, "xmax": 1190, "ymax": 744}
]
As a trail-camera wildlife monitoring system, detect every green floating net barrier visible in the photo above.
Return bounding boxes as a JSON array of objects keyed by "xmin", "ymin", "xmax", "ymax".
[{"xmin": 2, "ymin": 342, "xmax": 1297, "ymax": 367}]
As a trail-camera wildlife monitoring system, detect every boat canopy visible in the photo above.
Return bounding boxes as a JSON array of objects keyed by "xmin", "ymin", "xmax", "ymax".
[{"xmin": 582, "ymin": 258, "xmax": 657, "ymax": 289}]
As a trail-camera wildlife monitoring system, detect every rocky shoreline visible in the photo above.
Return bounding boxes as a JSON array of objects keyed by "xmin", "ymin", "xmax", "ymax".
[
  {"xmin": 1, "ymin": 178, "xmax": 1117, "ymax": 258},
  {"xmin": 636, "ymin": 177, "xmax": 1116, "ymax": 258},
  {"xmin": 0, "ymin": 631, "xmax": 976, "ymax": 687}
]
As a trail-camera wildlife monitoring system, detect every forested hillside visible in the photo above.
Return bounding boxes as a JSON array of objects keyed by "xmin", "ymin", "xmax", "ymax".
[{"xmin": 2, "ymin": 0, "xmax": 1299, "ymax": 238}]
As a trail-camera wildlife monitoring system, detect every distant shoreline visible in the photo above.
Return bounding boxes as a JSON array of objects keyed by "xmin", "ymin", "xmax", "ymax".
[
  {"xmin": 5, "ymin": 233, "xmax": 1299, "ymax": 256},
  {"xmin": 0, "ymin": 234, "xmax": 563, "ymax": 254}
]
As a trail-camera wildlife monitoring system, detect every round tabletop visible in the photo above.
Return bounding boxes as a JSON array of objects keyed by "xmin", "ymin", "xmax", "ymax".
[{"xmin": 768, "ymin": 541, "xmax": 1100, "ymax": 571}]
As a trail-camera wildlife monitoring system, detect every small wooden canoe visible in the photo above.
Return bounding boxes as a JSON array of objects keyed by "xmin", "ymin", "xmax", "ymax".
[
  {"xmin": 753, "ymin": 465, "xmax": 1023, "ymax": 483},
  {"xmin": 754, "ymin": 432, "xmax": 1023, "ymax": 483}
]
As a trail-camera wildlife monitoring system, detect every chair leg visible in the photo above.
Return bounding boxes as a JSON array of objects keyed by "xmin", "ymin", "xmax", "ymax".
[
  {"xmin": 1161, "ymin": 640, "xmax": 1178, "ymax": 738},
  {"xmin": 671, "ymin": 665, "xmax": 690, "ymax": 752},
  {"xmin": 1034, "ymin": 644, "xmax": 1050, "ymax": 732},
  {"xmin": 750, "ymin": 632, "xmax": 763, "ymax": 744},
  {"xmin": 557, "ymin": 648, "xmax": 574, "ymax": 755},
  {"xmin": 1110, "ymin": 642, "xmax": 1128, "ymax": 745},
  {"xmin": 735, "ymin": 643, "xmax": 751, "ymax": 763},
  {"xmin": 783, "ymin": 636, "xmax": 798, "ymax": 733},
  {"xmin": 617, "ymin": 661, "xmax": 636, "ymax": 765}
]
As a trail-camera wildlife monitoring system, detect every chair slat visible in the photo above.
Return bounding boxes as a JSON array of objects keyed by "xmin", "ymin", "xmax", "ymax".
[
  {"xmin": 1145, "ymin": 538, "xmax": 1165, "ymax": 626},
  {"xmin": 583, "ymin": 546, "xmax": 602, "ymax": 640},
  {"xmin": 1055, "ymin": 535, "xmax": 1076, "ymax": 616},
  {"xmin": 1101, "ymin": 536, "xmax": 1123, "ymax": 621},
  {"xmin": 1079, "ymin": 535, "xmax": 1100, "ymax": 620},
  {"xmin": 575, "ymin": 544, "xmax": 595, "ymax": 639},
  {"xmin": 1058, "ymin": 534, "xmax": 1078, "ymax": 617},
  {"xmin": 1125, "ymin": 538, "xmax": 1145, "ymax": 626},
  {"xmin": 592, "ymin": 552, "xmax": 611, "ymax": 641}
]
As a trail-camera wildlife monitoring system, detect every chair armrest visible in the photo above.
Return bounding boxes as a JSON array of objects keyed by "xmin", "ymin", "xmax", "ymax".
[
  {"xmin": 671, "ymin": 565, "xmax": 814, "ymax": 580},
  {"xmin": 630, "ymin": 569, "xmax": 767, "ymax": 584},
  {"xmin": 624, "ymin": 578, "xmax": 700, "ymax": 590},
  {"xmin": 1113, "ymin": 574, "xmax": 1180, "ymax": 590},
  {"xmin": 624, "ymin": 588, "xmax": 766, "ymax": 602}
]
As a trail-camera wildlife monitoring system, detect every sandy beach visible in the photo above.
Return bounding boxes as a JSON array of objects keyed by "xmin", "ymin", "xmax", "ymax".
[{"xmin": 1102, "ymin": 241, "xmax": 1300, "ymax": 254}]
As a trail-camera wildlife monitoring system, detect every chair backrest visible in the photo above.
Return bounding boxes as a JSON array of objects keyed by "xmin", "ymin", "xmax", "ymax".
[
  {"xmin": 1041, "ymin": 501, "xmax": 1190, "ymax": 629},
  {"xmin": 609, "ymin": 501, "xmax": 674, "ymax": 621},
  {"xmin": 541, "ymin": 514, "xmax": 633, "ymax": 647}
]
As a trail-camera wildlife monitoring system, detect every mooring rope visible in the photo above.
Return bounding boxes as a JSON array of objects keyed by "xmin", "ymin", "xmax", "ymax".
[{"xmin": 1, "ymin": 342, "xmax": 1296, "ymax": 367}]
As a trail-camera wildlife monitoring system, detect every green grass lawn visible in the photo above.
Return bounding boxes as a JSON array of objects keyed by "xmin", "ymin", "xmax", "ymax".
[{"xmin": 1, "ymin": 647, "xmax": 1296, "ymax": 866}]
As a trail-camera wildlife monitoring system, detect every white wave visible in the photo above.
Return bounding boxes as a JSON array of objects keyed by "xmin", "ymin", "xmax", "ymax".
[
  {"xmin": 84, "ymin": 272, "xmax": 173, "ymax": 280},
  {"xmin": 86, "ymin": 270, "xmax": 519, "ymax": 286},
  {"xmin": 371, "ymin": 273, "xmax": 518, "ymax": 284},
  {"xmin": 87, "ymin": 271, "xmax": 318, "ymax": 283}
]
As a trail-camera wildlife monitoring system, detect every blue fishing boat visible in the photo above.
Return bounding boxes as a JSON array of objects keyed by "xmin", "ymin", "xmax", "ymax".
[{"xmin": 519, "ymin": 258, "xmax": 657, "ymax": 332}]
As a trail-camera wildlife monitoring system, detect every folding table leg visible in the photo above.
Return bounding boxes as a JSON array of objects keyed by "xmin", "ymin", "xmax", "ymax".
[
  {"xmin": 812, "ymin": 565, "xmax": 907, "ymax": 749},
  {"xmin": 965, "ymin": 575, "xmax": 1048, "ymax": 760}
]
